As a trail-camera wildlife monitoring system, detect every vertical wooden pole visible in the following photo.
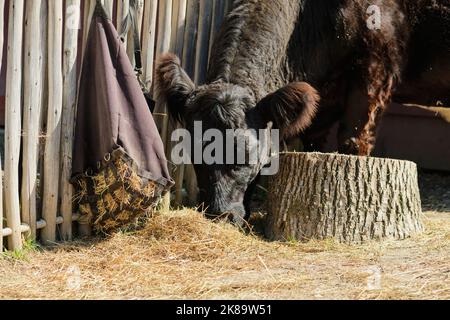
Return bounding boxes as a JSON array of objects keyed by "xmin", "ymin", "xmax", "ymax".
[
  {"xmin": 82, "ymin": 0, "xmax": 96, "ymax": 58},
  {"xmin": 154, "ymin": 0, "xmax": 172, "ymax": 146},
  {"xmin": 174, "ymin": 0, "xmax": 187, "ymax": 56},
  {"xmin": 0, "ymin": 158, "xmax": 3, "ymax": 251},
  {"xmin": 182, "ymin": 0, "xmax": 199, "ymax": 77},
  {"xmin": 182, "ymin": 0, "xmax": 200, "ymax": 206},
  {"xmin": 21, "ymin": 0, "xmax": 46, "ymax": 241},
  {"xmin": 116, "ymin": 0, "xmax": 129, "ymax": 47},
  {"xmin": 172, "ymin": 0, "xmax": 187, "ymax": 207},
  {"xmin": 102, "ymin": 0, "xmax": 115, "ymax": 18},
  {"xmin": 60, "ymin": 0, "xmax": 81, "ymax": 241},
  {"xmin": 135, "ymin": 0, "xmax": 144, "ymax": 44},
  {"xmin": 209, "ymin": 0, "xmax": 226, "ymax": 60},
  {"xmin": 194, "ymin": 0, "xmax": 213, "ymax": 85},
  {"xmin": 4, "ymin": 0, "xmax": 25, "ymax": 251},
  {"xmin": 155, "ymin": 0, "xmax": 172, "ymax": 138},
  {"xmin": 41, "ymin": 0, "xmax": 64, "ymax": 244},
  {"xmin": 77, "ymin": 0, "xmax": 96, "ymax": 238},
  {"xmin": 170, "ymin": 0, "xmax": 180, "ymax": 52},
  {"xmin": 126, "ymin": 0, "xmax": 144, "ymax": 65},
  {"xmin": 224, "ymin": 0, "xmax": 234, "ymax": 14},
  {"xmin": 0, "ymin": 0, "xmax": 4, "ymax": 101},
  {"xmin": 141, "ymin": 0, "xmax": 158, "ymax": 90},
  {"xmin": 37, "ymin": 2, "xmax": 49, "ymax": 236},
  {"xmin": 155, "ymin": 0, "xmax": 173, "ymax": 58},
  {"xmin": 0, "ymin": 0, "xmax": 5, "ymax": 251},
  {"xmin": 153, "ymin": 0, "xmax": 173, "ymax": 212},
  {"xmin": 115, "ymin": 0, "xmax": 123, "ymax": 28}
]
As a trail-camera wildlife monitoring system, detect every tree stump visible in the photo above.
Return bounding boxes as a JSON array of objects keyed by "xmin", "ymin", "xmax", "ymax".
[{"xmin": 265, "ymin": 152, "xmax": 424, "ymax": 244}]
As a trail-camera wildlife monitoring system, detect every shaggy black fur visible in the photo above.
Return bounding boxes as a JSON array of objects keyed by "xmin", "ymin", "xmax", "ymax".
[{"xmin": 156, "ymin": 0, "xmax": 450, "ymax": 224}]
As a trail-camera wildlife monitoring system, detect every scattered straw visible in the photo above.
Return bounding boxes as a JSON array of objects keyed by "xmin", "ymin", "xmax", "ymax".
[
  {"xmin": 73, "ymin": 180, "xmax": 87, "ymax": 203},
  {"xmin": 0, "ymin": 210, "xmax": 448, "ymax": 300}
]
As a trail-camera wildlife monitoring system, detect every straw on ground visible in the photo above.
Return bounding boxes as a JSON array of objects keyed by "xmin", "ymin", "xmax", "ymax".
[{"xmin": 0, "ymin": 210, "xmax": 448, "ymax": 300}]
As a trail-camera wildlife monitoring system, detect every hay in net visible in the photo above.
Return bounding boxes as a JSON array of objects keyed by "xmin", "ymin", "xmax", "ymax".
[
  {"xmin": 72, "ymin": 148, "xmax": 166, "ymax": 235},
  {"xmin": 92, "ymin": 174, "xmax": 109, "ymax": 195},
  {"xmin": 104, "ymin": 193, "xmax": 118, "ymax": 212}
]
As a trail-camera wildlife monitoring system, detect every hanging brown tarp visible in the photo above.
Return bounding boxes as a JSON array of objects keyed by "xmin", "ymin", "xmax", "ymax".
[{"xmin": 71, "ymin": 3, "xmax": 174, "ymax": 234}]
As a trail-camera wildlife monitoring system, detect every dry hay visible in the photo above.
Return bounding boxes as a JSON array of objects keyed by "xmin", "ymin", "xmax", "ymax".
[
  {"xmin": 0, "ymin": 210, "xmax": 448, "ymax": 300},
  {"xmin": 72, "ymin": 152, "xmax": 162, "ymax": 234}
]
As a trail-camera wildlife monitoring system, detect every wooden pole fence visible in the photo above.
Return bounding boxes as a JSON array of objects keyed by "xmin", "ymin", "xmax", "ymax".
[
  {"xmin": 4, "ymin": 0, "xmax": 25, "ymax": 251},
  {"xmin": 0, "ymin": 0, "xmax": 234, "ymax": 251},
  {"xmin": 21, "ymin": 0, "xmax": 46, "ymax": 241},
  {"xmin": 41, "ymin": 0, "xmax": 64, "ymax": 244},
  {"xmin": 60, "ymin": 0, "xmax": 81, "ymax": 241},
  {"xmin": 0, "ymin": 0, "xmax": 5, "ymax": 252}
]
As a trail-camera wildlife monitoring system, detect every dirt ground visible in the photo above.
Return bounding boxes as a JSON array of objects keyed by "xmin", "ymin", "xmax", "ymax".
[{"xmin": 0, "ymin": 172, "xmax": 449, "ymax": 300}]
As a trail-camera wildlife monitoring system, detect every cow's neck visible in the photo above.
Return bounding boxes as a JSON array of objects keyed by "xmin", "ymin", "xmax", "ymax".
[{"xmin": 207, "ymin": 0, "xmax": 302, "ymax": 101}]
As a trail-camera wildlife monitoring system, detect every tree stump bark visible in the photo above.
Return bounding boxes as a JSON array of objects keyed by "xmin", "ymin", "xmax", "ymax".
[{"xmin": 265, "ymin": 152, "xmax": 424, "ymax": 244}]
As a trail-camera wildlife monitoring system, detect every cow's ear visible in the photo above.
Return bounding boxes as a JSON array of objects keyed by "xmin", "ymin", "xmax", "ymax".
[
  {"xmin": 155, "ymin": 53, "xmax": 195, "ymax": 121},
  {"xmin": 255, "ymin": 82, "xmax": 320, "ymax": 139}
]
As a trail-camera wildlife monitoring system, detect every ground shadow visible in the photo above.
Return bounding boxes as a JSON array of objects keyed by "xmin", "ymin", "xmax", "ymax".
[{"xmin": 418, "ymin": 170, "xmax": 450, "ymax": 213}]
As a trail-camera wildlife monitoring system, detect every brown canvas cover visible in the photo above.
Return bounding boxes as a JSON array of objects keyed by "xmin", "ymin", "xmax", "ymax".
[
  {"xmin": 72, "ymin": 4, "xmax": 173, "ymax": 189},
  {"xmin": 71, "ymin": 4, "xmax": 174, "ymax": 232}
]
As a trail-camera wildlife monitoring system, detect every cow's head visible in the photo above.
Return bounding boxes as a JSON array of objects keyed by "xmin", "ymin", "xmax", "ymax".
[{"xmin": 156, "ymin": 54, "xmax": 319, "ymax": 225}]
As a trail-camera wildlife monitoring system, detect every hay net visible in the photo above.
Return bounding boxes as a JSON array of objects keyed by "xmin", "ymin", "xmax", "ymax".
[
  {"xmin": 72, "ymin": 148, "xmax": 169, "ymax": 234},
  {"xmin": 71, "ymin": 2, "xmax": 174, "ymax": 234}
]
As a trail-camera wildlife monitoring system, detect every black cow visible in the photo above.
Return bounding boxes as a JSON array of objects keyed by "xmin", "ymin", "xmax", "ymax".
[{"xmin": 156, "ymin": 0, "xmax": 450, "ymax": 224}]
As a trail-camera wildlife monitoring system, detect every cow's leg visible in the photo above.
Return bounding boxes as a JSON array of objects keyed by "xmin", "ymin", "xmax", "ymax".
[
  {"xmin": 302, "ymin": 107, "xmax": 341, "ymax": 152},
  {"xmin": 338, "ymin": 81, "xmax": 370, "ymax": 155},
  {"xmin": 339, "ymin": 72, "xmax": 395, "ymax": 156},
  {"xmin": 302, "ymin": 129, "xmax": 332, "ymax": 152}
]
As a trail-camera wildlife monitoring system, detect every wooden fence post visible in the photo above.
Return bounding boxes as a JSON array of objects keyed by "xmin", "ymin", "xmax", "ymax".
[
  {"xmin": 0, "ymin": 0, "xmax": 3, "ymax": 87},
  {"xmin": 209, "ymin": 0, "xmax": 227, "ymax": 59},
  {"xmin": 102, "ymin": 0, "xmax": 115, "ymax": 18},
  {"xmin": 154, "ymin": 0, "xmax": 173, "ymax": 212},
  {"xmin": 4, "ymin": 0, "xmax": 25, "ymax": 251},
  {"xmin": 182, "ymin": 0, "xmax": 199, "ymax": 77},
  {"xmin": 60, "ymin": 0, "xmax": 81, "ymax": 241},
  {"xmin": 0, "ymin": 0, "xmax": 5, "ymax": 252},
  {"xmin": 142, "ymin": 0, "xmax": 158, "ymax": 90},
  {"xmin": 171, "ymin": 0, "xmax": 187, "ymax": 207},
  {"xmin": 182, "ymin": 0, "xmax": 200, "ymax": 206},
  {"xmin": 82, "ymin": 0, "xmax": 96, "ymax": 58},
  {"xmin": 21, "ymin": 0, "xmax": 46, "ymax": 241},
  {"xmin": 224, "ymin": 0, "xmax": 234, "ymax": 14},
  {"xmin": 125, "ymin": 0, "xmax": 144, "ymax": 65},
  {"xmin": 76, "ymin": 0, "xmax": 96, "ymax": 238},
  {"xmin": 194, "ymin": 0, "xmax": 212, "ymax": 85},
  {"xmin": 141, "ymin": 1, "xmax": 159, "ymax": 215},
  {"xmin": 154, "ymin": 0, "xmax": 172, "ymax": 143},
  {"xmin": 41, "ymin": 0, "xmax": 64, "ymax": 244},
  {"xmin": 174, "ymin": 0, "xmax": 187, "ymax": 56},
  {"xmin": 116, "ymin": 0, "xmax": 129, "ymax": 47},
  {"xmin": 0, "ymin": 158, "xmax": 3, "ymax": 251}
]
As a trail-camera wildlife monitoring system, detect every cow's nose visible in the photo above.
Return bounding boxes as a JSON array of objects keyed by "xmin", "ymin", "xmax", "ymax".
[{"xmin": 204, "ymin": 205, "xmax": 246, "ymax": 227}]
